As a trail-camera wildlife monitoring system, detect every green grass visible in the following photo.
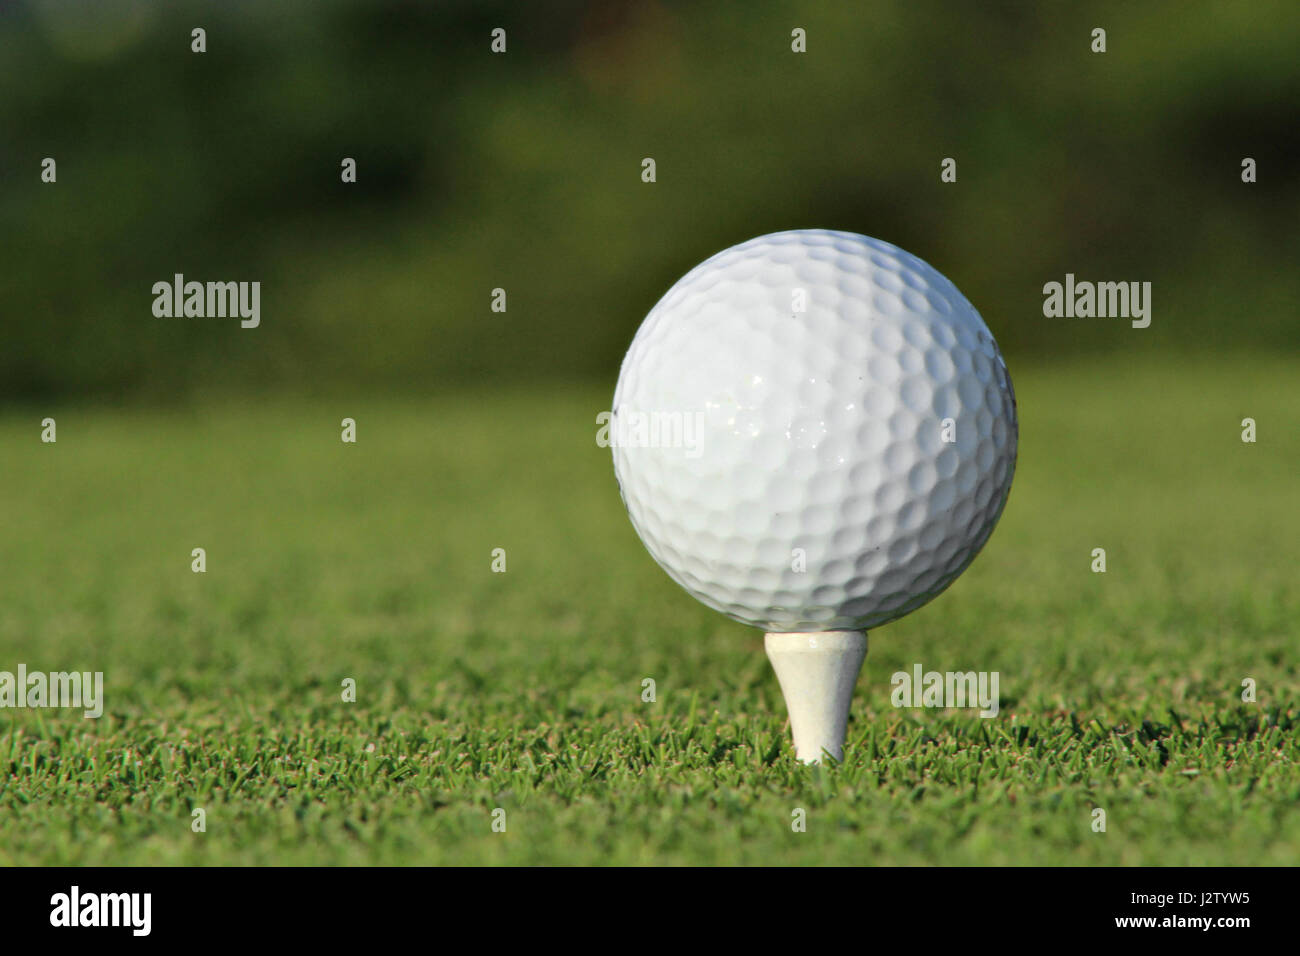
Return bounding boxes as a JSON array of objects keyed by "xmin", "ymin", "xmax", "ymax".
[{"xmin": 0, "ymin": 356, "xmax": 1296, "ymax": 865}]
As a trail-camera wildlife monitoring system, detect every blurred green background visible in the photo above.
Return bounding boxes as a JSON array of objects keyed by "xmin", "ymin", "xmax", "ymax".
[{"xmin": 2, "ymin": 0, "xmax": 1296, "ymax": 402}]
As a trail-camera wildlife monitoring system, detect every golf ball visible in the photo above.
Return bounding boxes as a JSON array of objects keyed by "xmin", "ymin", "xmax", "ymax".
[{"xmin": 611, "ymin": 229, "xmax": 1017, "ymax": 632}]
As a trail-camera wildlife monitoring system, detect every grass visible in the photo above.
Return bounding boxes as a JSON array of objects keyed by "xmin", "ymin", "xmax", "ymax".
[{"xmin": 0, "ymin": 356, "xmax": 1296, "ymax": 865}]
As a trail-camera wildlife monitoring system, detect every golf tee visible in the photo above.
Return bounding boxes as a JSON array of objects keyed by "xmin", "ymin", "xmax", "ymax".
[{"xmin": 765, "ymin": 630, "xmax": 868, "ymax": 764}]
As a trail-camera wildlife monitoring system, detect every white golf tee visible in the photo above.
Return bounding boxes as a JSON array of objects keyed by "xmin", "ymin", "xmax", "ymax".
[{"xmin": 765, "ymin": 631, "xmax": 868, "ymax": 764}]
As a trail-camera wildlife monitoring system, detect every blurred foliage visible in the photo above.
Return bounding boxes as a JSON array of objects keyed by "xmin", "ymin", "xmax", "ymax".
[{"xmin": 1, "ymin": 0, "xmax": 1296, "ymax": 400}]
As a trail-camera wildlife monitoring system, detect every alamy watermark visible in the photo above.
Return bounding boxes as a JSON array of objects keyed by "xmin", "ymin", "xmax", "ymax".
[
  {"xmin": 596, "ymin": 406, "xmax": 705, "ymax": 458},
  {"xmin": 50, "ymin": 886, "xmax": 150, "ymax": 936},
  {"xmin": 1042, "ymin": 274, "xmax": 1150, "ymax": 328},
  {"xmin": 152, "ymin": 273, "xmax": 260, "ymax": 328},
  {"xmin": 891, "ymin": 663, "xmax": 999, "ymax": 717},
  {"xmin": 0, "ymin": 665, "xmax": 103, "ymax": 718}
]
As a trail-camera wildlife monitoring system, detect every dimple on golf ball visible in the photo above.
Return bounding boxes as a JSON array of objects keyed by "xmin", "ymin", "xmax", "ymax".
[{"xmin": 611, "ymin": 229, "xmax": 1017, "ymax": 633}]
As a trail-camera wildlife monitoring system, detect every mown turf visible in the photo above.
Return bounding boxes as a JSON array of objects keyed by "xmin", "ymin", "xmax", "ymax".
[{"xmin": 0, "ymin": 357, "xmax": 1296, "ymax": 865}]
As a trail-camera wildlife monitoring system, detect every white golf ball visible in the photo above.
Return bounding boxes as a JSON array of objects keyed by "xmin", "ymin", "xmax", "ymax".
[{"xmin": 611, "ymin": 229, "xmax": 1017, "ymax": 632}]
